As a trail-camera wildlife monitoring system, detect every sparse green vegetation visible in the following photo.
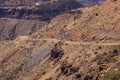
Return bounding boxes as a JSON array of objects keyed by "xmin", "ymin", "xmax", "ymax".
[{"xmin": 104, "ymin": 70, "xmax": 120, "ymax": 80}]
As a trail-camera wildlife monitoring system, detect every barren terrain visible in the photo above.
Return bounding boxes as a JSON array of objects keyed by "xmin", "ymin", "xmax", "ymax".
[{"xmin": 0, "ymin": 0, "xmax": 120, "ymax": 80}]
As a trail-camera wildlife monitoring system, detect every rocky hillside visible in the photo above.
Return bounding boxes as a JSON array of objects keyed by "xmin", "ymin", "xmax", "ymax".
[
  {"xmin": 0, "ymin": 0, "xmax": 83, "ymax": 40},
  {"xmin": 1, "ymin": 37, "xmax": 120, "ymax": 80},
  {"xmin": 32, "ymin": 0, "xmax": 120, "ymax": 42},
  {"xmin": 1, "ymin": 0, "xmax": 120, "ymax": 80}
]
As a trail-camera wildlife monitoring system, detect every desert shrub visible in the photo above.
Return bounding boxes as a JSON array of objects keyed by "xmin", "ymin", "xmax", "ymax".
[
  {"xmin": 45, "ymin": 77, "xmax": 52, "ymax": 80},
  {"xmin": 50, "ymin": 42, "xmax": 64, "ymax": 60},
  {"xmin": 60, "ymin": 62, "xmax": 79, "ymax": 76}
]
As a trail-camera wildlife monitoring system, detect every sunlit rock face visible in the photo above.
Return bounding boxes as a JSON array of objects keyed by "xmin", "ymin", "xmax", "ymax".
[
  {"xmin": 98, "ymin": 0, "xmax": 106, "ymax": 3},
  {"xmin": 76, "ymin": 0, "xmax": 105, "ymax": 6}
]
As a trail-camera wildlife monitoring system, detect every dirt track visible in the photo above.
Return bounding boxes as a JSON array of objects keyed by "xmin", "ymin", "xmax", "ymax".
[
  {"xmin": 30, "ymin": 38, "xmax": 120, "ymax": 46},
  {"xmin": 12, "ymin": 36, "xmax": 120, "ymax": 46}
]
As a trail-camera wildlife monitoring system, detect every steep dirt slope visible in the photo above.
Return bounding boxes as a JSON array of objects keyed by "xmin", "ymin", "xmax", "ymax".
[
  {"xmin": 36, "ymin": 42, "xmax": 120, "ymax": 80},
  {"xmin": 32, "ymin": 0, "xmax": 120, "ymax": 42},
  {"xmin": 0, "ymin": 38, "xmax": 120, "ymax": 80},
  {"xmin": 0, "ymin": 0, "xmax": 120, "ymax": 80},
  {"xmin": 0, "ymin": 37, "xmax": 59, "ymax": 80}
]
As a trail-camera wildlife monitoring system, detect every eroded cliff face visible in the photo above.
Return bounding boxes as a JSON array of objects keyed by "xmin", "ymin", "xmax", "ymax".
[
  {"xmin": 0, "ymin": 0, "xmax": 42, "ymax": 5},
  {"xmin": 0, "ymin": 18, "xmax": 47, "ymax": 40},
  {"xmin": 0, "ymin": 0, "xmax": 83, "ymax": 20}
]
